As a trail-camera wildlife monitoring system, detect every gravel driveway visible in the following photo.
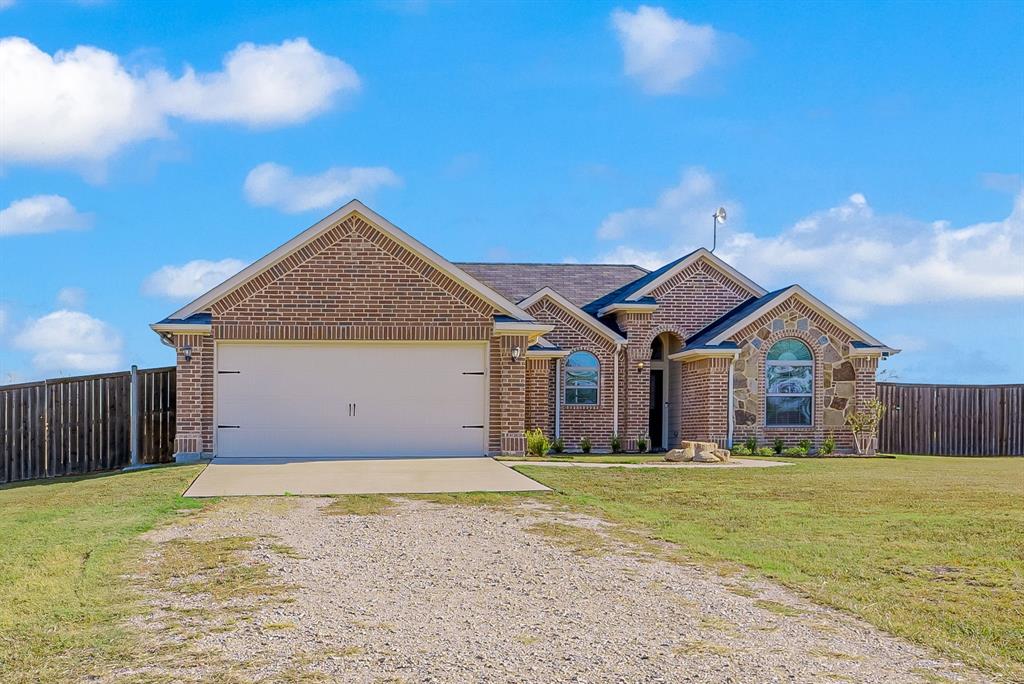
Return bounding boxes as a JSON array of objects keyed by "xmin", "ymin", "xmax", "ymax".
[{"xmin": 121, "ymin": 496, "xmax": 985, "ymax": 684}]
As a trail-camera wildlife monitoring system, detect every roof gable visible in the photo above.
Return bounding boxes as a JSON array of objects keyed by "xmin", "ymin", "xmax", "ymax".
[
  {"xmin": 519, "ymin": 287, "xmax": 627, "ymax": 344},
  {"xmin": 168, "ymin": 201, "xmax": 533, "ymax": 322},
  {"xmin": 583, "ymin": 248, "xmax": 765, "ymax": 314},
  {"xmin": 688, "ymin": 285, "xmax": 887, "ymax": 349}
]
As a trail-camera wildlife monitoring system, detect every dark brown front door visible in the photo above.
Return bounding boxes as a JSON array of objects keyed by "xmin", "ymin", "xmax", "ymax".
[{"xmin": 649, "ymin": 370, "xmax": 664, "ymax": 450}]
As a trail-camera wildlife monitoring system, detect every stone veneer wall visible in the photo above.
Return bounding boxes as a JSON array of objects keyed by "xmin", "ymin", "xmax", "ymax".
[{"xmin": 729, "ymin": 299, "xmax": 879, "ymax": 451}]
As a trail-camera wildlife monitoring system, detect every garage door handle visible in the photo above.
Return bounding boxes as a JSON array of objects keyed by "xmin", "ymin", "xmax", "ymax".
[
  {"xmin": 218, "ymin": 425, "xmax": 240, "ymax": 429},
  {"xmin": 462, "ymin": 425, "xmax": 484, "ymax": 429}
]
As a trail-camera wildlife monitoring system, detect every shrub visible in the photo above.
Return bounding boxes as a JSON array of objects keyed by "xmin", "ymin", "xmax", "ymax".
[
  {"xmin": 773, "ymin": 438, "xmax": 785, "ymax": 454},
  {"xmin": 551, "ymin": 437, "xmax": 565, "ymax": 454},
  {"xmin": 755, "ymin": 447, "xmax": 775, "ymax": 457},
  {"xmin": 610, "ymin": 434, "xmax": 622, "ymax": 453},
  {"xmin": 636, "ymin": 434, "xmax": 648, "ymax": 453},
  {"xmin": 731, "ymin": 445, "xmax": 752, "ymax": 456},
  {"xmin": 525, "ymin": 428, "xmax": 551, "ymax": 458},
  {"xmin": 821, "ymin": 431, "xmax": 836, "ymax": 455},
  {"xmin": 798, "ymin": 439, "xmax": 812, "ymax": 452},
  {"xmin": 744, "ymin": 436, "xmax": 758, "ymax": 452},
  {"xmin": 579, "ymin": 436, "xmax": 592, "ymax": 454},
  {"xmin": 783, "ymin": 446, "xmax": 807, "ymax": 456}
]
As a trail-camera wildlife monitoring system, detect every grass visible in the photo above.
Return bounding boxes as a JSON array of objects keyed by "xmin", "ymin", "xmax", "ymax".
[
  {"xmin": 514, "ymin": 455, "xmax": 1024, "ymax": 679},
  {"xmin": 0, "ymin": 464, "xmax": 208, "ymax": 683},
  {"xmin": 322, "ymin": 494, "xmax": 394, "ymax": 516},
  {"xmin": 497, "ymin": 453, "xmax": 664, "ymax": 464},
  {"xmin": 524, "ymin": 521, "xmax": 610, "ymax": 557}
]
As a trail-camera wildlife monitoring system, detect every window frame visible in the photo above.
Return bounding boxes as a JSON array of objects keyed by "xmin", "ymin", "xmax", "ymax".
[
  {"xmin": 564, "ymin": 350, "xmax": 600, "ymax": 406},
  {"xmin": 764, "ymin": 339, "xmax": 814, "ymax": 427}
]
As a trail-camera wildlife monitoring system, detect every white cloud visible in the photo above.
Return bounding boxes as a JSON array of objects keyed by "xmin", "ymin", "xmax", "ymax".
[
  {"xmin": 56, "ymin": 287, "xmax": 87, "ymax": 308},
  {"xmin": 597, "ymin": 167, "xmax": 734, "ymax": 252},
  {"xmin": 13, "ymin": 310, "xmax": 122, "ymax": 372},
  {"xmin": 596, "ymin": 172, "xmax": 1024, "ymax": 309},
  {"xmin": 0, "ymin": 37, "xmax": 359, "ymax": 167},
  {"xmin": 0, "ymin": 195, "xmax": 92, "ymax": 236},
  {"xmin": 611, "ymin": 5, "xmax": 718, "ymax": 94},
  {"xmin": 0, "ymin": 0, "xmax": 17, "ymax": 9},
  {"xmin": 142, "ymin": 258, "xmax": 246, "ymax": 299},
  {"xmin": 244, "ymin": 162, "xmax": 402, "ymax": 213}
]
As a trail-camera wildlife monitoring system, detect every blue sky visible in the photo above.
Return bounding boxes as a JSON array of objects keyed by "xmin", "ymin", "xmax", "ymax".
[{"xmin": 1, "ymin": 0, "xmax": 1022, "ymax": 384}]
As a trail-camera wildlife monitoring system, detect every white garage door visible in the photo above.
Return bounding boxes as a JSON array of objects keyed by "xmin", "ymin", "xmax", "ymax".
[{"xmin": 215, "ymin": 343, "xmax": 487, "ymax": 459}]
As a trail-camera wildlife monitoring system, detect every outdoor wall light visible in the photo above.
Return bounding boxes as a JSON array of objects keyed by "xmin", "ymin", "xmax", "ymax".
[
  {"xmin": 637, "ymin": 361, "xmax": 646, "ymax": 371},
  {"xmin": 511, "ymin": 345, "xmax": 522, "ymax": 363},
  {"xmin": 182, "ymin": 343, "xmax": 193, "ymax": 362}
]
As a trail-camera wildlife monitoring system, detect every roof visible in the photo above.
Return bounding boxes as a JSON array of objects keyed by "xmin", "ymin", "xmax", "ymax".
[
  {"xmin": 517, "ymin": 287, "xmax": 627, "ymax": 345},
  {"xmin": 456, "ymin": 263, "xmax": 648, "ymax": 309},
  {"xmin": 154, "ymin": 313, "xmax": 212, "ymax": 326},
  {"xmin": 684, "ymin": 288, "xmax": 792, "ymax": 347},
  {"xmin": 581, "ymin": 251, "xmax": 697, "ymax": 315},
  {"xmin": 165, "ymin": 200, "xmax": 535, "ymax": 323}
]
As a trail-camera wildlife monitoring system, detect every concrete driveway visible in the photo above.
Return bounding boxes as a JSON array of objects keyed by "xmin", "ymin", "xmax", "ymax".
[{"xmin": 183, "ymin": 457, "xmax": 549, "ymax": 497}]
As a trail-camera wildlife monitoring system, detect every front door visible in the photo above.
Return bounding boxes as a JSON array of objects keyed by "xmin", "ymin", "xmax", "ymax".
[{"xmin": 649, "ymin": 369, "xmax": 664, "ymax": 450}]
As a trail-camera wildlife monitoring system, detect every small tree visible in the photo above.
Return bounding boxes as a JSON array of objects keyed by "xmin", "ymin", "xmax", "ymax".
[
  {"xmin": 846, "ymin": 399, "xmax": 887, "ymax": 455},
  {"xmin": 525, "ymin": 428, "xmax": 551, "ymax": 457}
]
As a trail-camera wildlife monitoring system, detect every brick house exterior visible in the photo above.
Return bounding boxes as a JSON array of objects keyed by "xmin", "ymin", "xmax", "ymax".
[{"xmin": 153, "ymin": 201, "xmax": 897, "ymax": 460}]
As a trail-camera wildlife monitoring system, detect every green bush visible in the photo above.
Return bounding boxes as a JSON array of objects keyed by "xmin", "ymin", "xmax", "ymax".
[
  {"xmin": 551, "ymin": 437, "xmax": 565, "ymax": 454},
  {"xmin": 821, "ymin": 431, "xmax": 836, "ymax": 455},
  {"xmin": 773, "ymin": 438, "xmax": 785, "ymax": 454},
  {"xmin": 636, "ymin": 435, "xmax": 648, "ymax": 453},
  {"xmin": 731, "ymin": 445, "xmax": 752, "ymax": 456},
  {"xmin": 744, "ymin": 436, "xmax": 758, "ymax": 451},
  {"xmin": 525, "ymin": 428, "xmax": 551, "ymax": 457},
  {"xmin": 798, "ymin": 439, "xmax": 812, "ymax": 452},
  {"xmin": 610, "ymin": 434, "xmax": 622, "ymax": 452},
  {"xmin": 755, "ymin": 447, "xmax": 775, "ymax": 457},
  {"xmin": 783, "ymin": 446, "xmax": 807, "ymax": 456},
  {"xmin": 579, "ymin": 436, "xmax": 592, "ymax": 453}
]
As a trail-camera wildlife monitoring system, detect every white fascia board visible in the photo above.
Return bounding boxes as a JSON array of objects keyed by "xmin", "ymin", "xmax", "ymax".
[
  {"xmin": 849, "ymin": 345, "xmax": 901, "ymax": 357},
  {"xmin": 171, "ymin": 200, "xmax": 533, "ymax": 321},
  {"xmin": 519, "ymin": 287, "xmax": 627, "ymax": 344},
  {"xmin": 596, "ymin": 302, "xmax": 658, "ymax": 317},
  {"xmin": 626, "ymin": 248, "xmax": 767, "ymax": 301},
  {"xmin": 526, "ymin": 348, "xmax": 571, "ymax": 359},
  {"xmin": 493, "ymin": 321, "xmax": 555, "ymax": 337},
  {"xmin": 149, "ymin": 322, "xmax": 212, "ymax": 335},
  {"xmin": 706, "ymin": 285, "xmax": 886, "ymax": 347},
  {"xmin": 668, "ymin": 348, "xmax": 741, "ymax": 362}
]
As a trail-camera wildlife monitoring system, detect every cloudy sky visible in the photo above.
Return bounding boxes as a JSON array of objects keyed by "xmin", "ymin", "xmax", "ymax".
[{"xmin": 1, "ymin": 1, "xmax": 1022, "ymax": 383}]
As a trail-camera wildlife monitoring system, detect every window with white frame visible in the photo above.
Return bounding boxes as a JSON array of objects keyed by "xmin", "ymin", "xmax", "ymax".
[
  {"xmin": 564, "ymin": 351, "xmax": 599, "ymax": 405},
  {"xmin": 765, "ymin": 339, "xmax": 813, "ymax": 426}
]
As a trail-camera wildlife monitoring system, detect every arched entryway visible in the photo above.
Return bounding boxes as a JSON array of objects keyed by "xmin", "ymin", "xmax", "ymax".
[{"xmin": 649, "ymin": 332, "xmax": 683, "ymax": 450}]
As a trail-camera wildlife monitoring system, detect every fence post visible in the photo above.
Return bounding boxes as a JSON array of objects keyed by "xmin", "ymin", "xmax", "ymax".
[{"xmin": 130, "ymin": 365, "xmax": 139, "ymax": 468}]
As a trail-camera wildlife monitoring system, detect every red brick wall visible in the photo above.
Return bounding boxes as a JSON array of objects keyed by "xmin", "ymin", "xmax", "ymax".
[
  {"xmin": 524, "ymin": 358, "xmax": 552, "ymax": 435},
  {"xmin": 679, "ymin": 357, "xmax": 731, "ymax": 444},
  {"xmin": 489, "ymin": 334, "xmax": 528, "ymax": 453},
  {"xmin": 524, "ymin": 298, "xmax": 622, "ymax": 452},
  {"xmin": 172, "ymin": 333, "xmax": 214, "ymax": 454}
]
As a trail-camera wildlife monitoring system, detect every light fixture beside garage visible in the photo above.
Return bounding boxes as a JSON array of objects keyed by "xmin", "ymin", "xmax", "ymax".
[
  {"xmin": 182, "ymin": 343, "xmax": 193, "ymax": 362},
  {"xmin": 511, "ymin": 345, "xmax": 522, "ymax": 363}
]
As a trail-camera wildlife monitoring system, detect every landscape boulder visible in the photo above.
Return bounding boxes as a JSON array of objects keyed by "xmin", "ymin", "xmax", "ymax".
[{"xmin": 666, "ymin": 441, "xmax": 730, "ymax": 464}]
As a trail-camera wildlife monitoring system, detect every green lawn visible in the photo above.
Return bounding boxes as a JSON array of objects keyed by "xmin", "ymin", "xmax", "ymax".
[
  {"xmin": 0, "ymin": 465, "xmax": 207, "ymax": 683},
  {"xmin": 497, "ymin": 454, "xmax": 664, "ymax": 464},
  {"xmin": 516, "ymin": 455, "xmax": 1024, "ymax": 680}
]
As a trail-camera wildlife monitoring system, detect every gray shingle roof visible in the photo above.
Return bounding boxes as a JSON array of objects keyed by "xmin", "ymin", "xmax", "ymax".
[{"xmin": 457, "ymin": 263, "xmax": 649, "ymax": 308}]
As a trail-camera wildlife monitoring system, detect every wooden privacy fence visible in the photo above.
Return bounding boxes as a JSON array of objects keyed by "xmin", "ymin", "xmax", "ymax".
[
  {"xmin": 877, "ymin": 382, "xmax": 1024, "ymax": 456},
  {"xmin": 0, "ymin": 366, "xmax": 175, "ymax": 484}
]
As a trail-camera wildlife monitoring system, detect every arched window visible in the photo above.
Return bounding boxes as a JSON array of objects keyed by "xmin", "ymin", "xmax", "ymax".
[
  {"xmin": 565, "ymin": 351, "xmax": 599, "ymax": 405},
  {"xmin": 765, "ymin": 339, "xmax": 813, "ymax": 426}
]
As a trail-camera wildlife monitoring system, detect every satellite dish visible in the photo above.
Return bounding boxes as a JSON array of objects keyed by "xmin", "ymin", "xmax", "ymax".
[{"xmin": 713, "ymin": 207, "xmax": 727, "ymax": 223}]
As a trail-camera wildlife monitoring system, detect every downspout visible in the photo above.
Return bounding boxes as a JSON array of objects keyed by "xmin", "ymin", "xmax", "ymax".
[
  {"xmin": 554, "ymin": 357, "xmax": 561, "ymax": 438},
  {"xmin": 726, "ymin": 355, "xmax": 736, "ymax": 448},
  {"xmin": 613, "ymin": 344, "xmax": 621, "ymax": 436}
]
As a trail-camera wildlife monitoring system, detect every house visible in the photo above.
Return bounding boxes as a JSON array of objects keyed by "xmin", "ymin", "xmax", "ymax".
[{"xmin": 151, "ymin": 200, "xmax": 898, "ymax": 460}]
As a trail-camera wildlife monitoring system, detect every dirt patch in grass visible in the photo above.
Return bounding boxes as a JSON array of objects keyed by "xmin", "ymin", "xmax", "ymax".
[
  {"xmin": 322, "ymin": 494, "xmax": 395, "ymax": 516},
  {"xmin": 525, "ymin": 521, "xmax": 612, "ymax": 557}
]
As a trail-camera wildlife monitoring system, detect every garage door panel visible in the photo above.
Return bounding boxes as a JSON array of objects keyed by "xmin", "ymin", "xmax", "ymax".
[{"xmin": 216, "ymin": 343, "xmax": 486, "ymax": 458}]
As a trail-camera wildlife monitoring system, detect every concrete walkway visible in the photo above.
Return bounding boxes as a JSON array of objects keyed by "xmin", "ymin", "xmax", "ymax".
[
  {"xmin": 184, "ymin": 457, "xmax": 549, "ymax": 497},
  {"xmin": 502, "ymin": 457, "xmax": 791, "ymax": 469}
]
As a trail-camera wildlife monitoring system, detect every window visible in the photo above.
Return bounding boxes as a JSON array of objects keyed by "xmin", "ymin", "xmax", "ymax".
[
  {"xmin": 765, "ymin": 339, "xmax": 813, "ymax": 426},
  {"xmin": 564, "ymin": 351, "xmax": 599, "ymax": 405}
]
